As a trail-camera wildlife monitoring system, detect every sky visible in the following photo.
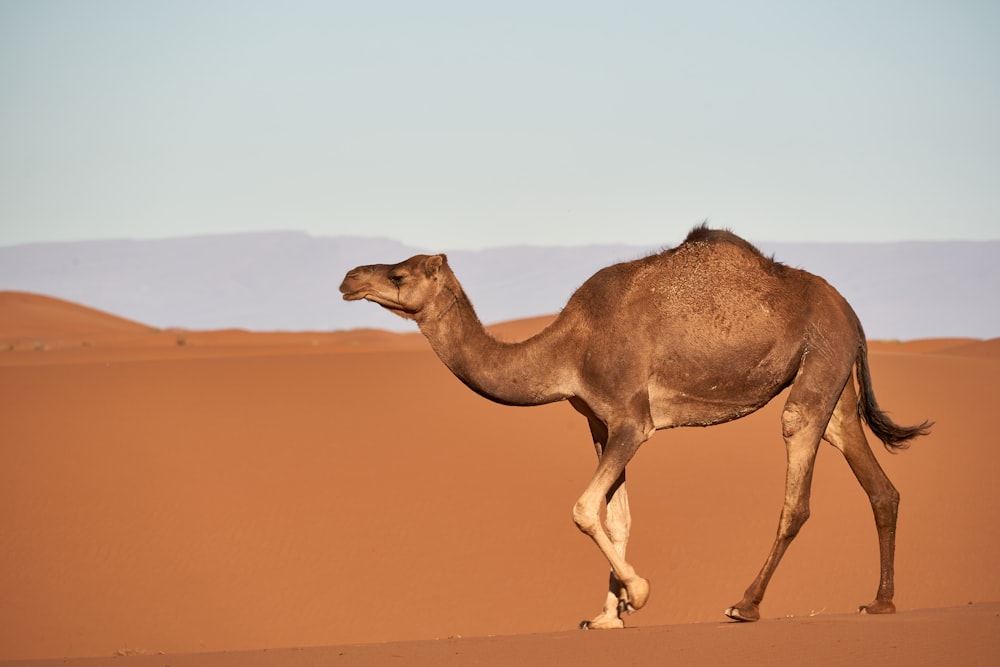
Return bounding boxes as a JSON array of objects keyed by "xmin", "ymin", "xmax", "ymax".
[{"xmin": 1, "ymin": 0, "xmax": 998, "ymax": 250}]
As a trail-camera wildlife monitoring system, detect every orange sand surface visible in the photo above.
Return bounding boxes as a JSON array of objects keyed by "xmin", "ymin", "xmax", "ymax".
[{"xmin": 2, "ymin": 292, "xmax": 998, "ymax": 665}]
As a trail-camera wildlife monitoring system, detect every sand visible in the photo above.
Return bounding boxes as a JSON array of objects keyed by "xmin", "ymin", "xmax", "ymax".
[{"xmin": 1, "ymin": 291, "xmax": 998, "ymax": 665}]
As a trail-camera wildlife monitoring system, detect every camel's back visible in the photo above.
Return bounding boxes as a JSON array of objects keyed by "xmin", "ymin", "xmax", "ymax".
[{"xmin": 566, "ymin": 226, "xmax": 850, "ymax": 351}]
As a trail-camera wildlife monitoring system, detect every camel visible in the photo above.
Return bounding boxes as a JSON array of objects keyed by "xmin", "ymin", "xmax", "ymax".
[{"xmin": 339, "ymin": 224, "xmax": 931, "ymax": 629}]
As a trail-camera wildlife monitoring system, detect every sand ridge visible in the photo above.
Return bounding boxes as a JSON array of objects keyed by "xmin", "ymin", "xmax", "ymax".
[{"xmin": 1, "ymin": 292, "xmax": 998, "ymax": 663}]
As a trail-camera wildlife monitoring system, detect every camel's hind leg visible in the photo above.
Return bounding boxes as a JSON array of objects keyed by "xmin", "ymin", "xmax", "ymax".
[
  {"xmin": 725, "ymin": 373, "xmax": 843, "ymax": 622},
  {"xmin": 823, "ymin": 380, "xmax": 900, "ymax": 614}
]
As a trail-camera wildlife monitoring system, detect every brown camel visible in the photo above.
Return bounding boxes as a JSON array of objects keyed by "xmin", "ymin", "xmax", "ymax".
[{"xmin": 339, "ymin": 225, "xmax": 930, "ymax": 629}]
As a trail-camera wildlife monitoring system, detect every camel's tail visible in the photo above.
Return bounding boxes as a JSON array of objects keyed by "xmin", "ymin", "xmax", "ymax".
[{"xmin": 855, "ymin": 340, "xmax": 933, "ymax": 451}]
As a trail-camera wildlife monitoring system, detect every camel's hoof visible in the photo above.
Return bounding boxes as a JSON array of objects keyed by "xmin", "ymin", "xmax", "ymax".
[
  {"xmin": 579, "ymin": 616, "xmax": 625, "ymax": 630},
  {"xmin": 858, "ymin": 600, "xmax": 896, "ymax": 615},
  {"xmin": 724, "ymin": 605, "xmax": 760, "ymax": 622}
]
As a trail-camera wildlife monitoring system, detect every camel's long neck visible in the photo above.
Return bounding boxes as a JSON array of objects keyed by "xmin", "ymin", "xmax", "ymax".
[{"xmin": 416, "ymin": 281, "xmax": 573, "ymax": 407}]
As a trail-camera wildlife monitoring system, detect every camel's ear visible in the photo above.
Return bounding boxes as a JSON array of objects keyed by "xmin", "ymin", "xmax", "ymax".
[{"xmin": 424, "ymin": 254, "xmax": 446, "ymax": 277}]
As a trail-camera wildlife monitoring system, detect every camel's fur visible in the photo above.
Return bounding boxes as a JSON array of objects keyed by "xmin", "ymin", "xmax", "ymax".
[{"xmin": 340, "ymin": 225, "xmax": 931, "ymax": 628}]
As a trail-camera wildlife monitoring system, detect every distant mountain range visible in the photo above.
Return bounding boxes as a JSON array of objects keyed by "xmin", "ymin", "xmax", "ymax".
[{"xmin": 1, "ymin": 231, "xmax": 997, "ymax": 340}]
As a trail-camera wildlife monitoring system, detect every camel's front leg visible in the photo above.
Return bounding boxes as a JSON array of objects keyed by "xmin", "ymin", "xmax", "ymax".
[
  {"xmin": 580, "ymin": 473, "xmax": 632, "ymax": 629},
  {"xmin": 573, "ymin": 428, "xmax": 650, "ymax": 629}
]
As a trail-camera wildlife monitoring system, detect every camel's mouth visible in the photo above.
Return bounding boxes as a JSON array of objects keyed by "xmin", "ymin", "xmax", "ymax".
[
  {"xmin": 342, "ymin": 290, "xmax": 416, "ymax": 319},
  {"xmin": 341, "ymin": 290, "xmax": 367, "ymax": 302}
]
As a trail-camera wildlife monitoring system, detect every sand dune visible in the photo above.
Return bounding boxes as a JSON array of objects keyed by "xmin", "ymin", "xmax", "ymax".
[
  {"xmin": 1, "ymin": 292, "xmax": 998, "ymax": 664},
  {"xmin": 0, "ymin": 291, "xmax": 149, "ymax": 344}
]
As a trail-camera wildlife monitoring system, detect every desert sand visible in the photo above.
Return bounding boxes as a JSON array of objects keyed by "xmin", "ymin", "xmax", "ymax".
[{"xmin": 1, "ymin": 291, "xmax": 998, "ymax": 665}]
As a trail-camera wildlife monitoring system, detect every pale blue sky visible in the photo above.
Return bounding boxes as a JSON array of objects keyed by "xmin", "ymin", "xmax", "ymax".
[{"xmin": 2, "ymin": 0, "xmax": 998, "ymax": 250}]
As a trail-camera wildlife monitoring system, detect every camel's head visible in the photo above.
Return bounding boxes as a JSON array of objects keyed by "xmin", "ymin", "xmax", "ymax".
[{"xmin": 340, "ymin": 254, "xmax": 449, "ymax": 320}]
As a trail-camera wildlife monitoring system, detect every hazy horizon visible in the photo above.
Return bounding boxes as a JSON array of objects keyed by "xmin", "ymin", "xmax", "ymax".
[{"xmin": 2, "ymin": 227, "xmax": 998, "ymax": 253}]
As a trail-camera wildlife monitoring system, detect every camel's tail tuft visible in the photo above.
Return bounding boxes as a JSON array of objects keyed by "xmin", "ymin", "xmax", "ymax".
[{"xmin": 855, "ymin": 342, "xmax": 933, "ymax": 451}]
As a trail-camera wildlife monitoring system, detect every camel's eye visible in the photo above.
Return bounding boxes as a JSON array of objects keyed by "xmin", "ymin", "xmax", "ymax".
[{"xmin": 388, "ymin": 275, "xmax": 403, "ymax": 287}]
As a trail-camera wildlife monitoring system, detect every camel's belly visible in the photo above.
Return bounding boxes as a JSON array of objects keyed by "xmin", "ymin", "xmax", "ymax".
[{"xmin": 647, "ymin": 372, "xmax": 789, "ymax": 429}]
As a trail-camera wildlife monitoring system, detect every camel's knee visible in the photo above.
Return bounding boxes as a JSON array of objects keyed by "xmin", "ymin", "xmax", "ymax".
[
  {"xmin": 573, "ymin": 499, "xmax": 600, "ymax": 536},
  {"xmin": 875, "ymin": 484, "xmax": 900, "ymax": 508},
  {"xmin": 779, "ymin": 505, "xmax": 810, "ymax": 539},
  {"xmin": 870, "ymin": 486, "xmax": 900, "ymax": 526},
  {"xmin": 781, "ymin": 404, "xmax": 810, "ymax": 439}
]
